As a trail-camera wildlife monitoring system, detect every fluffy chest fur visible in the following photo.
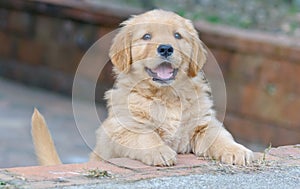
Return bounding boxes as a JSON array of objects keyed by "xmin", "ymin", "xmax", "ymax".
[{"xmin": 105, "ymin": 72, "xmax": 213, "ymax": 153}]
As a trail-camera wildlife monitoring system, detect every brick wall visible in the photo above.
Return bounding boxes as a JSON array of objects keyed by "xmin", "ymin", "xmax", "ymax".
[
  {"xmin": 0, "ymin": 0, "xmax": 299, "ymax": 147},
  {"xmin": 0, "ymin": 0, "xmax": 136, "ymax": 95},
  {"xmin": 196, "ymin": 22, "xmax": 300, "ymax": 147}
]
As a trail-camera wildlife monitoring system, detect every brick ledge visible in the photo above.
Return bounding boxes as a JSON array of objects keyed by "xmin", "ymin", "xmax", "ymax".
[{"xmin": 0, "ymin": 145, "xmax": 299, "ymax": 188}]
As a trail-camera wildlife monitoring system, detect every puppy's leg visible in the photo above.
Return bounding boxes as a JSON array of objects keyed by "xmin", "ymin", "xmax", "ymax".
[
  {"xmin": 191, "ymin": 118, "xmax": 253, "ymax": 165},
  {"xmin": 90, "ymin": 126, "xmax": 115, "ymax": 162},
  {"xmin": 91, "ymin": 120, "xmax": 177, "ymax": 166},
  {"xmin": 115, "ymin": 131, "xmax": 177, "ymax": 166}
]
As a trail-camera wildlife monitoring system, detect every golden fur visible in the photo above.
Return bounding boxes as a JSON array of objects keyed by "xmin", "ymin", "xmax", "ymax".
[
  {"xmin": 31, "ymin": 109, "xmax": 61, "ymax": 165},
  {"xmin": 32, "ymin": 10, "xmax": 253, "ymax": 166},
  {"xmin": 89, "ymin": 10, "xmax": 253, "ymax": 166}
]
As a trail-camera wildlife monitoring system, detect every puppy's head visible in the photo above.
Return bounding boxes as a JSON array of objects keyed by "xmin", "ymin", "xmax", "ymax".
[{"xmin": 109, "ymin": 10, "xmax": 207, "ymax": 86}]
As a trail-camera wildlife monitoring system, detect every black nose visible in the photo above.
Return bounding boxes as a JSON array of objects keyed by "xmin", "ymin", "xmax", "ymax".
[{"xmin": 157, "ymin": 44, "xmax": 174, "ymax": 58}]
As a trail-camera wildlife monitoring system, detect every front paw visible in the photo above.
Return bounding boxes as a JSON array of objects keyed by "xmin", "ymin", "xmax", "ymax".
[
  {"xmin": 216, "ymin": 143, "xmax": 253, "ymax": 165},
  {"xmin": 142, "ymin": 145, "xmax": 177, "ymax": 166}
]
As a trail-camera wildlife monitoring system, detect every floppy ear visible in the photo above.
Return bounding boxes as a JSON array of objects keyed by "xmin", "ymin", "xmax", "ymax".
[
  {"xmin": 185, "ymin": 20, "xmax": 206, "ymax": 77},
  {"xmin": 109, "ymin": 26, "xmax": 132, "ymax": 73},
  {"xmin": 188, "ymin": 36, "xmax": 207, "ymax": 77}
]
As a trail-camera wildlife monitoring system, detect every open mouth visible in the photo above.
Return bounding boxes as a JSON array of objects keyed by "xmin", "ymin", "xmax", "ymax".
[{"xmin": 145, "ymin": 62, "xmax": 178, "ymax": 84}]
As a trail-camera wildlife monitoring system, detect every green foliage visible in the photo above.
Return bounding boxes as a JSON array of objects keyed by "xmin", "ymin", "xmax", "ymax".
[
  {"xmin": 106, "ymin": 0, "xmax": 300, "ymax": 36},
  {"xmin": 83, "ymin": 168, "xmax": 112, "ymax": 179},
  {"xmin": 206, "ymin": 15, "xmax": 221, "ymax": 24},
  {"xmin": 176, "ymin": 9, "xmax": 186, "ymax": 17}
]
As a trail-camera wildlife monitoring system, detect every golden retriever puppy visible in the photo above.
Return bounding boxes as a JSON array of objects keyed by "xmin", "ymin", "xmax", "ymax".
[
  {"xmin": 31, "ymin": 9, "xmax": 253, "ymax": 167},
  {"xmin": 89, "ymin": 9, "xmax": 253, "ymax": 166}
]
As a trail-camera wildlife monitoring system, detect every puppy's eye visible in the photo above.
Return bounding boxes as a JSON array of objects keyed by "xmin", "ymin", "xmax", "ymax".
[
  {"xmin": 142, "ymin": 33, "xmax": 151, "ymax": 40},
  {"xmin": 174, "ymin": 32, "xmax": 182, "ymax": 39}
]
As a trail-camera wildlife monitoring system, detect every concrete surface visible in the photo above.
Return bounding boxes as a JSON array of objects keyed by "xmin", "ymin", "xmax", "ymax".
[{"xmin": 69, "ymin": 167, "xmax": 300, "ymax": 189}]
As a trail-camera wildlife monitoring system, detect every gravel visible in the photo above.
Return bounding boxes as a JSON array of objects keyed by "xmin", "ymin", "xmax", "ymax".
[{"xmin": 65, "ymin": 166, "xmax": 300, "ymax": 189}]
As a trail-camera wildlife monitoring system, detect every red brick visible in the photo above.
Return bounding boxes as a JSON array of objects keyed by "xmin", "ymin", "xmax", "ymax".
[
  {"xmin": 224, "ymin": 54, "xmax": 264, "ymax": 113},
  {"xmin": 98, "ymin": 27, "xmax": 115, "ymax": 38},
  {"xmin": 240, "ymin": 84, "xmax": 279, "ymax": 126},
  {"xmin": 174, "ymin": 154, "xmax": 208, "ymax": 168},
  {"xmin": 108, "ymin": 154, "xmax": 208, "ymax": 171},
  {"xmin": 62, "ymin": 9, "xmax": 123, "ymax": 27},
  {"xmin": 228, "ymin": 53, "xmax": 263, "ymax": 84},
  {"xmin": 259, "ymin": 59, "xmax": 300, "ymax": 96},
  {"xmin": 17, "ymin": 39, "xmax": 45, "ymax": 65},
  {"xmin": 44, "ymin": 43, "xmax": 83, "ymax": 74},
  {"xmin": 240, "ymin": 84, "xmax": 282, "ymax": 122},
  {"xmin": 225, "ymin": 83, "xmax": 243, "ymax": 113},
  {"xmin": 238, "ymin": 59, "xmax": 300, "ymax": 127},
  {"xmin": 208, "ymin": 48, "xmax": 232, "ymax": 71},
  {"xmin": 256, "ymin": 124, "xmax": 277, "ymax": 145},
  {"xmin": 268, "ymin": 59, "xmax": 300, "ymax": 96},
  {"xmin": 269, "ymin": 145, "xmax": 300, "ymax": 159},
  {"xmin": 0, "ymin": 32, "xmax": 12, "ymax": 57},
  {"xmin": 224, "ymin": 113, "xmax": 261, "ymax": 143},
  {"xmin": 288, "ymin": 47, "xmax": 300, "ymax": 63},
  {"xmin": 7, "ymin": 161, "xmax": 132, "ymax": 181},
  {"xmin": 223, "ymin": 113, "xmax": 300, "ymax": 147},
  {"xmin": 35, "ymin": 15, "xmax": 56, "ymax": 43},
  {"xmin": 98, "ymin": 62, "xmax": 114, "ymax": 84},
  {"xmin": 7, "ymin": 10, "xmax": 33, "ymax": 35},
  {"xmin": 273, "ymin": 127, "xmax": 300, "ymax": 146},
  {"xmin": 108, "ymin": 158, "xmax": 152, "ymax": 170},
  {"xmin": 225, "ymin": 54, "xmax": 263, "ymax": 112},
  {"xmin": 253, "ymin": 152, "xmax": 281, "ymax": 162}
]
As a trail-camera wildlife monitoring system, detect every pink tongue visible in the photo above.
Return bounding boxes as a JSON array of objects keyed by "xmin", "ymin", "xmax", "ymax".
[{"xmin": 153, "ymin": 65, "xmax": 174, "ymax": 79}]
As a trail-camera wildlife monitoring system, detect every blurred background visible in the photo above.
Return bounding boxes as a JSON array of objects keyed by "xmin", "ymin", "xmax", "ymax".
[{"xmin": 0, "ymin": 0, "xmax": 299, "ymax": 168}]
